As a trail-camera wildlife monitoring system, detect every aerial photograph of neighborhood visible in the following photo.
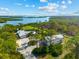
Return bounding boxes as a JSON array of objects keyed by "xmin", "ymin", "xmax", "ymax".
[{"xmin": 0, "ymin": 0, "xmax": 79, "ymax": 59}]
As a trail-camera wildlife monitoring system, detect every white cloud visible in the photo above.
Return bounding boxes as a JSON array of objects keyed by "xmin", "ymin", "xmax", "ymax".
[
  {"xmin": 5, "ymin": 8, "xmax": 9, "ymax": 11},
  {"xmin": 40, "ymin": 0, "xmax": 48, "ymax": 2},
  {"xmin": 25, "ymin": 4, "xmax": 35, "ymax": 8},
  {"xmin": 32, "ymin": 5, "xmax": 35, "ymax": 7},
  {"xmin": 0, "ymin": 7, "xmax": 9, "ymax": 11},
  {"xmin": 0, "ymin": 7, "xmax": 15, "ymax": 15},
  {"xmin": 60, "ymin": 4, "xmax": 67, "ymax": 10},
  {"xmin": 39, "ymin": 3, "xmax": 59, "ymax": 12},
  {"xmin": 25, "ymin": 5, "xmax": 29, "ymax": 7},
  {"xmin": 71, "ymin": 10, "xmax": 79, "ymax": 15},
  {"xmin": 68, "ymin": 0, "xmax": 72, "ymax": 4},
  {"xmin": 38, "ymin": 0, "xmax": 73, "ymax": 16},
  {"xmin": 61, "ymin": 0, "xmax": 66, "ymax": 4},
  {"xmin": 61, "ymin": 0, "xmax": 72, "ymax": 4}
]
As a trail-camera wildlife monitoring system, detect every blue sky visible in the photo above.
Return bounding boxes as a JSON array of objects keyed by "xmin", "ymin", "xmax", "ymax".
[{"xmin": 0, "ymin": 0, "xmax": 78, "ymax": 16}]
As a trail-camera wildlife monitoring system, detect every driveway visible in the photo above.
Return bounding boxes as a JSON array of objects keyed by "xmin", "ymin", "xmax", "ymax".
[{"xmin": 16, "ymin": 38, "xmax": 37, "ymax": 59}]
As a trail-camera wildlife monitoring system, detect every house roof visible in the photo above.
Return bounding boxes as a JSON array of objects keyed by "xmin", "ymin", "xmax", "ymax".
[
  {"xmin": 52, "ymin": 34, "xmax": 64, "ymax": 40},
  {"xmin": 17, "ymin": 30, "xmax": 31, "ymax": 37},
  {"xmin": 53, "ymin": 34, "xmax": 63, "ymax": 38}
]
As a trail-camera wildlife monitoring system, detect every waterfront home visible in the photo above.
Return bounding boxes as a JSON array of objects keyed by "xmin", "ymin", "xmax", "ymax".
[
  {"xmin": 37, "ymin": 34, "xmax": 64, "ymax": 47},
  {"xmin": 51, "ymin": 34, "xmax": 64, "ymax": 44},
  {"xmin": 45, "ymin": 34, "xmax": 64, "ymax": 44},
  {"xmin": 16, "ymin": 30, "xmax": 31, "ymax": 39}
]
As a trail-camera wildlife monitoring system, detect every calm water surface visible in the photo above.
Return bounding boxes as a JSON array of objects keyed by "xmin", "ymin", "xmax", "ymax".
[{"xmin": 0, "ymin": 17, "xmax": 49, "ymax": 26}]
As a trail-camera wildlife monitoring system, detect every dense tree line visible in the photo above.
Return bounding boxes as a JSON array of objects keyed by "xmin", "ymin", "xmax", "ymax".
[
  {"xmin": 0, "ymin": 24, "xmax": 24, "ymax": 59},
  {"xmin": 32, "ymin": 44, "xmax": 62, "ymax": 57}
]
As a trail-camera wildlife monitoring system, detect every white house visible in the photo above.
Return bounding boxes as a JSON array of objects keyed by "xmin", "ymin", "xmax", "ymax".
[
  {"xmin": 16, "ymin": 30, "xmax": 31, "ymax": 39},
  {"xmin": 51, "ymin": 34, "xmax": 64, "ymax": 44}
]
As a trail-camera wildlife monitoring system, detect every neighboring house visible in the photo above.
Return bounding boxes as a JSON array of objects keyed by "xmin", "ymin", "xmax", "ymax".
[
  {"xmin": 16, "ymin": 30, "xmax": 37, "ymax": 50},
  {"xmin": 45, "ymin": 34, "xmax": 64, "ymax": 44},
  {"xmin": 16, "ymin": 30, "xmax": 31, "ymax": 39},
  {"xmin": 51, "ymin": 34, "xmax": 64, "ymax": 44}
]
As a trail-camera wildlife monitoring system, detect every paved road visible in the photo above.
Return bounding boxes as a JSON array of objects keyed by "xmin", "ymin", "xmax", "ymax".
[{"xmin": 18, "ymin": 45, "xmax": 37, "ymax": 59}]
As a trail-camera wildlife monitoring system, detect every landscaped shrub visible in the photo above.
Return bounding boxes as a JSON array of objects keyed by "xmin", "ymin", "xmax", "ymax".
[
  {"xmin": 32, "ymin": 46, "xmax": 48, "ymax": 57},
  {"xmin": 28, "ymin": 40, "xmax": 37, "ymax": 46},
  {"xmin": 48, "ymin": 44, "xmax": 62, "ymax": 57},
  {"xmin": 32, "ymin": 44, "xmax": 62, "ymax": 57}
]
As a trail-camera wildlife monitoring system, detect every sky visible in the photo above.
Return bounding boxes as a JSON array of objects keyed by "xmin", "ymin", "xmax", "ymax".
[{"xmin": 0, "ymin": 0, "xmax": 79, "ymax": 16}]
